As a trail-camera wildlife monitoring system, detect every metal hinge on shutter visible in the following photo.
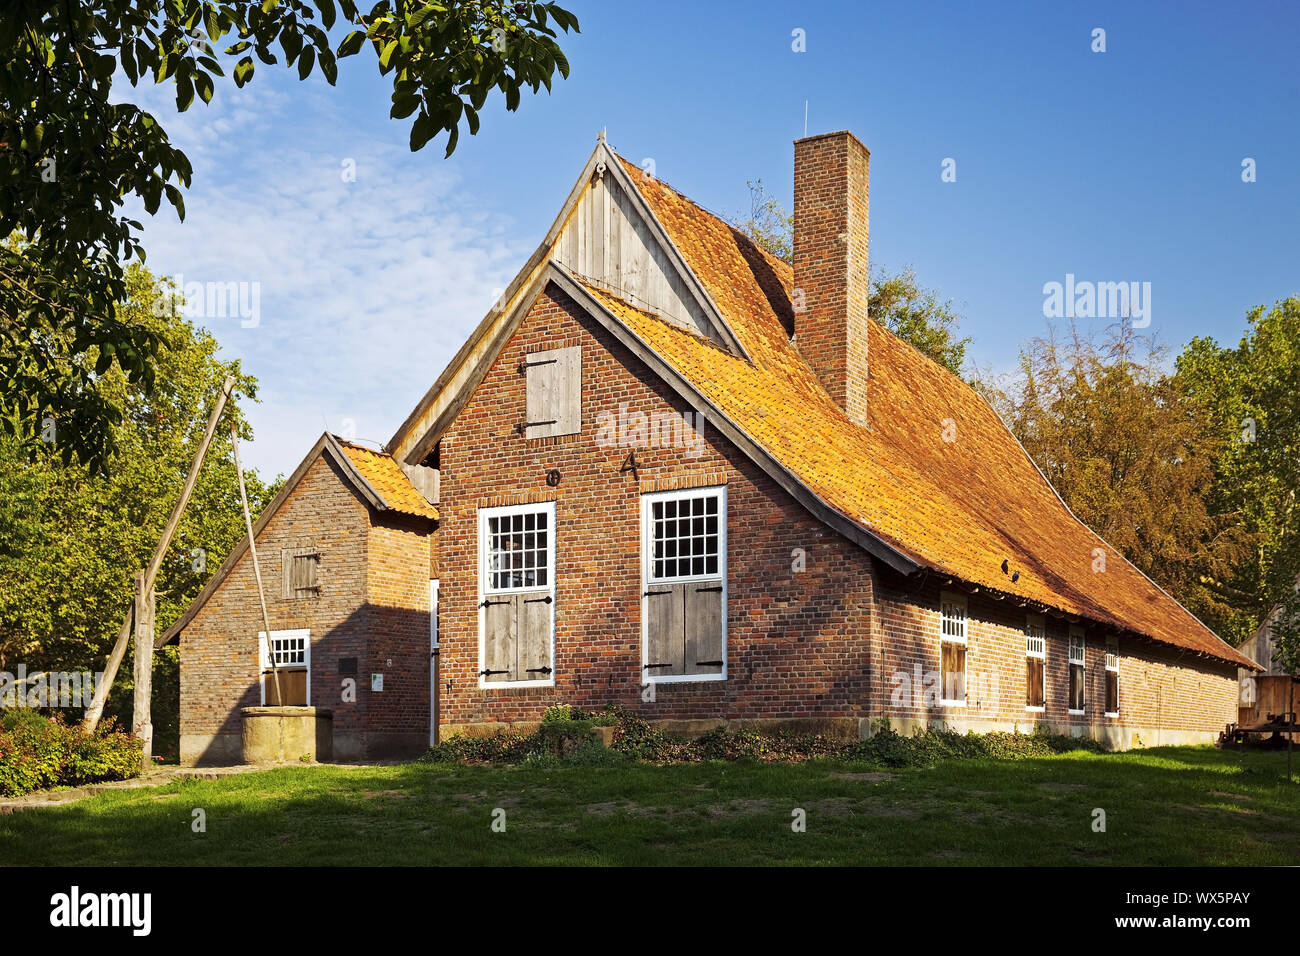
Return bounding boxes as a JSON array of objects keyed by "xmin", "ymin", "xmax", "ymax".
[
  {"xmin": 479, "ymin": 668, "xmax": 510, "ymax": 677},
  {"xmin": 693, "ymin": 660, "xmax": 724, "ymax": 667},
  {"xmin": 517, "ymin": 357, "xmax": 558, "ymax": 374},
  {"xmin": 694, "ymin": 585, "xmax": 723, "ymax": 593},
  {"xmin": 525, "ymin": 666, "xmax": 554, "ymax": 675},
  {"xmin": 480, "ymin": 598, "xmax": 511, "ymax": 607},
  {"xmin": 515, "ymin": 419, "xmax": 556, "ymax": 435},
  {"xmin": 523, "ymin": 595, "xmax": 553, "ymax": 604},
  {"xmin": 643, "ymin": 589, "xmax": 672, "ymax": 597},
  {"xmin": 643, "ymin": 663, "xmax": 673, "ymax": 670}
]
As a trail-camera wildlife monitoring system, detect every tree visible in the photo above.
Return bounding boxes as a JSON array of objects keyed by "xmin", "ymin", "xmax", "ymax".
[
  {"xmin": 732, "ymin": 182, "xmax": 970, "ymax": 375},
  {"xmin": 868, "ymin": 266, "xmax": 970, "ymax": 376},
  {"xmin": 1176, "ymin": 298, "xmax": 1300, "ymax": 643},
  {"xmin": 1267, "ymin": 587, "xmax": 1300, "ymax": 781},
  {"xmin": 988, "ymin": 322, "xmax": 1225, "ymax": 621},
  {"xmin": 736, "ymin": 179, "xmax": 793, "ymax": 264},
  {"xmin": 0, "ymin": 260, "xmax": 276, "ymax": 756},
  {"xmin": 0, "ymin": 1, "xmax": 579, "ymax": 471}
]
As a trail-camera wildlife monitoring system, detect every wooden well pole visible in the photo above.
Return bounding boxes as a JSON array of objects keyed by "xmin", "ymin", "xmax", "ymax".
[
  {"xmin": 131, "ymin": 572, "xmax": 156, "ymax": 769},
  {"xmin": 230, "ymin": 421, "xmax": 282, "ymax": 705},
  {"xmin": 83, "ymin": 376, "xmax": 237, "ymax": 734}
]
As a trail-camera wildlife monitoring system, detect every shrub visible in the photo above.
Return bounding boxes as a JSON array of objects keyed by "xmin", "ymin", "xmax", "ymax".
[
  {"xmin": 419, "ymin": 729, "xmax": 547, "ymax": 765},
  {"xmin": 417, "ymin": 704, "xmax": 1112, "ymax": 769},
  {"xmin": 842, "ymin": 726, "xmax": 1106, "ymax": 768},
  {"xmin": 0, "ymin": 709, "xmax": 143, "ymax": 797}
]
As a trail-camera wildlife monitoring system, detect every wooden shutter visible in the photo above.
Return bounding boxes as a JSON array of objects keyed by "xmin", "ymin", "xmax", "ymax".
[
  {"xmin": 483, "ymin": 597, "xmax": 515, "ymax": 682},
  {"xmin": 1069, "ymin": 665, "xmax": 1085, "ymax": 710},
  {"xmin": 264, "ymin": 669, "xmax": 307, "ymax": 706},
  {"xmin": 684, "ymin": 583, "xmax": 723, "ymax": 675},
  {"xmin": 282, "ymin": 548, "xmax": 319, "ymax": 599},
  {"xmin": 1106, "ymin": 671, "xmax": 1119, "ymax": 714},
  {"xmin": 645, "ymin": 584, "xmax": 685, "ymax": 676},
  {"xmin": 524, "ymin": 346, "xmax": 580, "ymax": 438},
  {"xmin": 1026, "ymin": 658, "xmax": 1045, "ymax": 708},
  {"xmin": 517, "ymin": 593, "xmax": 552, "ymax": 680},
  {"xmin": 942, "ymin": 642, "xmax": 965, "ymax": 701}
]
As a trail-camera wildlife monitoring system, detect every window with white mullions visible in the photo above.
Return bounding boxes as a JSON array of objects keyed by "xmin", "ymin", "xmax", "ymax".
[
  {"xmin": 478, "ymin": 502, "xmax": 556, "ymax": 688},
  {"xmin": 1068, "ymin": 628, "xmax": 1086, "ymax": 714},
  {"xmin": 642, "ymin": 487, "xmax": 726, "ymax": 682},
  {"xmin": 1025, "ymin": 614, "xmax": 1046, "ymax": 711},
  {"xmin": 485, "ymin": 509, "xmax": 550, "ymax": 591},
  {"xmin": 650, "ymin": 492, "xmax": 720, "ymax": 581},
  {"xmin": 1105, "ymin": 638, "xmax": 1120, "ymax": 716},
  {"xmin": 940, "ymin": 591, "xmax": 967, "ymax": 706},
  {"xmin": 271, "ymin": 632, "xmax": 306, "ymax": 666},
  {"xmin": 258, "ymin": 628, "xmax": 310, "ymax": 706}
]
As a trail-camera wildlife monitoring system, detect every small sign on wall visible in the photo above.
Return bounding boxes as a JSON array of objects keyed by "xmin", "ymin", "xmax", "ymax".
[{"xmin": 371, "ymin": 673, "xmax": 384, "ymax": 692}]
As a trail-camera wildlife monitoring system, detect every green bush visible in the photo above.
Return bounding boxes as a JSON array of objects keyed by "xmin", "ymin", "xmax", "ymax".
[
  {"xmin": 842, "ymin": 726, "xmax": 1106, "ymax": 768},
  {"xmin": 417, "ymin": 705, "xmax": 1111, "ymax": 768},
  {"xmin": 0, "ymin": 709, "xmax": 143, "ymax": 797}
]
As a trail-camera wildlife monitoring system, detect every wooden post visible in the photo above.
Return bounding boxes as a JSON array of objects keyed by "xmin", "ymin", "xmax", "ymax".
[
  {"xmin": 132, "ymin": 572, "xmax": 156, "ymax": 769},
  {"xmin": 83, "ymin": 376, "xmax": 237, "ymax": 733},
  {"xmin": 231, "ymin": 421, "xmax": 282, "ymax": 705},
  {"xmin": 1288, "ymin": 675, "xmax": 1295, "ymax": 784}
]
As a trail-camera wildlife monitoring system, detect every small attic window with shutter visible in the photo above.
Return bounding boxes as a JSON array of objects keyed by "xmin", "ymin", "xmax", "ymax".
[
  {"xmin": 282, "ymin": 547, "xmax": 320, "ymax": 599},
  {"xmin": 520, "ymin": 346, "xmax": 581, "ymax": 438}
]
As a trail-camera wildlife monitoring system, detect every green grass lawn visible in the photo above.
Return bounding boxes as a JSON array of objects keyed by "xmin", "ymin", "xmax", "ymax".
[{"xmin": 4, "ymin": 746, "xmax": 1297, "ymax": 866}]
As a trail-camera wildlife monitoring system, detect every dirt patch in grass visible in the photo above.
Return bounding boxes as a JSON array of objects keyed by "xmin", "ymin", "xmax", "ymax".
[{"xmin": 832, "ymin": 772, "xmax": 897, "ymax": 783}]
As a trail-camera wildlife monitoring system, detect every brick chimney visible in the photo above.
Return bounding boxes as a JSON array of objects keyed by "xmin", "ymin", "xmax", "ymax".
[{"xmin": 793, "ymin": 131, "xmax": 871, "ymax": 425}]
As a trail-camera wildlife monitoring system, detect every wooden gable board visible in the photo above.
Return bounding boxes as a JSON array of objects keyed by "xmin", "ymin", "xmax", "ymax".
[{"xmin": 388, "ymin": 136, "xmax": 750, "ymax": 467}]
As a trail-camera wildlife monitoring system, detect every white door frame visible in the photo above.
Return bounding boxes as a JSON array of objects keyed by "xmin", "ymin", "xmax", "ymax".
[
  {"xmin": 258, "ymin": 628, "xmax": 311, "ymax": 706},
  {"xmin": 429, "ymin": 579, "xmax": 440, "ymax": 746}
]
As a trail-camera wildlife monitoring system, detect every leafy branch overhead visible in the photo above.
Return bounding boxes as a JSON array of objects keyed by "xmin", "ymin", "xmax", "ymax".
[{"xmin": 0, "ymin": 1, "xmax": 578, "ymax": 471}]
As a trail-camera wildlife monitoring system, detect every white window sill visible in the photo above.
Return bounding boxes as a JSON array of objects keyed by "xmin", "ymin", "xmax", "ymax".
[
  {"xmin": 479, "ymin": 678, "xmax": 557, "ymax": 691},
  {"xmin": 1105, "ymin": 711, "xmax": 1119, "ymax": 718},
  {"xmin": 1025, "ymin": 706, "xmax": 1045, "ymax": 713},
  {"xmin": 1068, "ymin": 709, "xmax": 1085, "ymax": 716},
  {"xmin": 940, "ymin": 699, "xmax": 967, "ymax": 708},
  {"xmin": 646, "ymin": 673, "xmax": 727, "ymax": 685}
]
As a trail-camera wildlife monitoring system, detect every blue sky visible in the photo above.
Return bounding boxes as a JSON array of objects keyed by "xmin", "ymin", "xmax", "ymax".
[{"xmin": 122, "ymin": 0, "xmax": 1300, "ymax": 478}]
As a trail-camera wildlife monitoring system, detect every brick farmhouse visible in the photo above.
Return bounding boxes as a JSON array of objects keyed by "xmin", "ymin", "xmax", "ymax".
[{"xmin": 165, "ymin": 130, "xmax": 1257, "ymax": 765}]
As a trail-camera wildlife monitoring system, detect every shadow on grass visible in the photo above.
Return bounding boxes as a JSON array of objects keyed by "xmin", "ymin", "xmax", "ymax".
[{"xmin": 3, "ymin": 748, "xmax": 1296, "ymax": 867}]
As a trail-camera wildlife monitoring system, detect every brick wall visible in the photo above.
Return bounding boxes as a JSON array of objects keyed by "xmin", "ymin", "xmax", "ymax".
[
  {"xmin": 364, "ymin": 515, "xmax": 433, "ymax": 744},
  {"xmin": 435, "ymin": 285, "xmax": 879, "ymax": 729},
  {"xmin": 872, "ymin": 573, "xmax": 1236, "ymax": 741}
]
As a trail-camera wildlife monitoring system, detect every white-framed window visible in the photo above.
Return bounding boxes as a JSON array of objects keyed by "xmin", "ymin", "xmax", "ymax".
[
  {"xmin": 939, "ymin": 591, "xmax": 967, "ymax": 706},
  {"xmin": 1105, "ymin": 638, "xmax": 1119, "ymax": 717},
  {"xmin": 477, "ymin": 502, "xmax": 556, "ymax": 687},
  {"xmin": 1025, "ymin": 613, "xmax": 1046, "ymax": 711},
  {"xmin": 641, "ymin": 486, "xmax": 727, "ymax": 683},
  {"xmin": 1068, "ymin": 627, "xmax": 1085, "ymax": 715},
  {"xmin": 258, "ymin": 628, "xmax": 310, "ymax": 706}
]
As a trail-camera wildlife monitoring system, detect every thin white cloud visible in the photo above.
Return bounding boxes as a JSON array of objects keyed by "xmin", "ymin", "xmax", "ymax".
[{"xmin": 117, "ymin": 73, "xmax": 529, "ymax": 477}]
